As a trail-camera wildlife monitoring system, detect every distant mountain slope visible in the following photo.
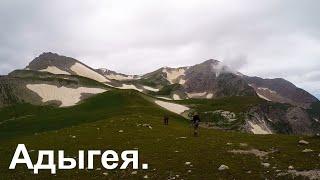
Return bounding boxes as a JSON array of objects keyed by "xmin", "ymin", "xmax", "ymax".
[
  {"xmin": 0, "ymin": 70, "xmax": 109, "ymax": 108},
  {"xmin": 26, "ymin": 52, "xmax": 111, "ymax": 83},
  {"xmin": 96, "ymin": 68, "xmax": 140, "ymax": 81},
  {"xmin": 245, "ymin": 76, "xmax": 318, "ymax": 108}
]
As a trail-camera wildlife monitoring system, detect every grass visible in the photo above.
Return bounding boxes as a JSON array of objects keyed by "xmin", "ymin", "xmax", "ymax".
[{"xmin": 0, "ymin": 90, "xmax": 319, "ymax": 179}]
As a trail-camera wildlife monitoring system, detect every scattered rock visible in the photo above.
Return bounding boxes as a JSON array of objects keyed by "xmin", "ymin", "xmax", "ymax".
[
  {"xmin": 187, "ymin": 170, "xmax": 192, "ymax": 173},
  {"xmin": 299, "ymin": 140, "xmax": 309, "ymax": 145},
  {"xmin": 185, "ymin": 162, "xmax": 191, "ymax": 165},
  {"xmin": 142, "ymin": 124, "xmax": 153, "ymax": 129},
  {"xmin": 239, "ymin": 143, "xmax": 248, "ymax": 147},
  {"xmin": 288, "ymin": 165, "xmax": 294, "ymax": 170},
  {"xmin": 218, "ymin": 165, "xmax": 229, "ymax": 171},
  {"xmin": 71, "ymin": 136, "xmax": 76, "ymax": 138},
  {"xmin": 143, "ymin": 175, "xmax": 149, "ymax": 179},
  {"xmin": 228, "ymin": 149, "xmax": 271, "ymax": 159},
  {"xmin": 119, "ymin": 130, "xmax": 124, "ymax": 133},
  {"xmin": 261, "ymin": 163, "xmax": 270, "ymax": 168},
  {"xmin": 131, "ymin": 171, "xmax": 138, "ymax": 175},
  {"xmin": 276, "ymin": 170, "xmax": 282, "ymax": 172},
  {"xmin": 96, "ymin": 168, "xmax": 101, "ymax": 171},
  {"xmin": 302, "ymin": 149, "xmax": 313, "ymax": 153},
  {"xmin": 226, "ymin": 142, "xmax": 233, "ymax": 145},
  {"xmin": 246, "ymin": 170, "xmax": 252, "ymax": 174},
  {"xmin": 174, "ymin": 150, "xmax": 179, "ymax": 153},
  {"xmin": 103, "ymin": 172, "xmax": 108, "ymax": 176}
]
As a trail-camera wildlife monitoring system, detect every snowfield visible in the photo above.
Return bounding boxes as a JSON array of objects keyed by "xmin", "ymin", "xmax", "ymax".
[
  {"xmin": 70, "ymin": 63, "xmax": 110, "ymax": 82},
  {"xmin": 257, "ymin": 93, "xmax": 272, "ymax": 101},
  {"xmin": 173, "ymin": 94, "xmax": 181, "ymax": 100},
  {"xmin": 40, "ymin": 66, "xmax": 70, "ymax": 75},
  {"xmin": 143, "ymin": 86, "xmax": 159, "ymax": 92},
  {"xmin": 26, "ymin": 84, "xmax": 106, "ymax": 107},
  {"xmin": 187, "ymin": 92, "xmax": 207, "ymax": 98},
  {"xmin": 118, "ymin": 84, "xmax": 143, "ymax": 92},
  {"xmin": 154, "ymin": 100, "xmax": 189, "ymax": 114}
]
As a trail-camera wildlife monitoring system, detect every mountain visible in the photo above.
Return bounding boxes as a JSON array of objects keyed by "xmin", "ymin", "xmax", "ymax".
[
  {"xmin": 245, "ymin": 76, "xmax": 318, "ymax": 108},
  {"xmin": 0, "ymin": 68, "xmax": 110, "ymax": 108},
  {"xmin": 26, "ymin": 52, "xmax": 111, "ymax": 83},
  {"xmin": 96, "ymin": 68, "xmax": 140, "ymax": 81},
  {"xmin": 0, "ymin": 52, "xmax": 319, "ymax": 135}
]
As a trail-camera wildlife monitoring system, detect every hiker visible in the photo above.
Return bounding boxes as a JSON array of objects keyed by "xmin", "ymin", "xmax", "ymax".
[
  {"xmin": 191, "ymin": 112, "xmax": 200, "ymax": 136},
  {"xmin": 163, "ymin": 115, "xmax": 169, "ymax": 125}
]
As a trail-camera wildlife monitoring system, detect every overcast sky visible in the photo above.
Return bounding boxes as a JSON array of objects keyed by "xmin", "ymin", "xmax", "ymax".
[{"xmin": 0, "ymin": 0, "xmax": 319, "ymax": 98}]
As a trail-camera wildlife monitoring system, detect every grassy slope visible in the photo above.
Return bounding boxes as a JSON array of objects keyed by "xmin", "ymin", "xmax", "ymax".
[{"xmin": 0, "ymin": 90, "xmax": 319, "ymax": 179}]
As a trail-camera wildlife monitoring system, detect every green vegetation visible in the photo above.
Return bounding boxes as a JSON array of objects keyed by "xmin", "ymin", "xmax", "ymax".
[
  {"xmin": 177, "ymin": 96, "xmax": 264, "ymax": 113},
  {"xmin": 0, "ymin": 90, "xmax": 319, "ymax": 179}
]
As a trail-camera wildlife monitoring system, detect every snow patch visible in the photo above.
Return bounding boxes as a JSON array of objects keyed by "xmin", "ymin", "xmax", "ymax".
[
  {"xmin": 173, "ymin": 94, "xmax": 181, "ymax": 100},
  {"xmin": 179, "ymin": 79, "xmax": 186, "ymax": 85},
  {"xmin": 118, "ymin": 84, "xmax": 143, "ymax": 92},
  {"xmin": 143, "ymin": 86, "xmax": 159, "ymax": 92},
  {"xmin": 248, "ymin": 121, "xmax": 272, "ymax": 134},
  {"xmin": 257, "ymin": 87, "xmax": 277, "ymax": 94},
  {"xmin": 162, "ymin": 68, "xmax": 185, "ymax": 84},
  {"xmin": 187, "ymin": 92, "xmax": 207, "ymax": 98},
  {"xmin": 257, "ymin": 93, "xmax": 272, "ymax": 101},
  {"xmin": 206, "ymin": 93, "xmax": 213, "ymax": 99},
  {"xmin": 70, "ymin": 63, "xmax": 110, "ymax": 82},
  {"xmin": 157, "ymin": 96, "xmax": 172, "ymax": 100},
  {"xmin": 40, "ymin": 66, "xmax": 70, "ymax": 75},
  {"xmin": 154, "ymin": 100, "xmax": 189, "ymax": 114},
  {"xmin": 26, "ymin": 84, "xmax": 106, "ymax": 107}
]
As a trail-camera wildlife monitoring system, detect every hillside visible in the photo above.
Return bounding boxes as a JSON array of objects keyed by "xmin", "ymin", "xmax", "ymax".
[{"xmin": 1, "ymin": 90, "xmax": 320, "ymax": 179}]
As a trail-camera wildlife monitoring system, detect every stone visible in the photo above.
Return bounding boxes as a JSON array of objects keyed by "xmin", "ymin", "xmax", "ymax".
[
  {"xmin": 218, "ymin": 164, "xmax": 229, "ymax": 171},
  {"xmin": 298, "ymin": 140, "xmax": 309, "ymax": 145}
]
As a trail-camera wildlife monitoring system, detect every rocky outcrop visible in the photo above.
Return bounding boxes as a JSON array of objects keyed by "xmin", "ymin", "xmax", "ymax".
[{"xmin": 243, "ymin": 103, "xmax": 320, "ymax": 135}]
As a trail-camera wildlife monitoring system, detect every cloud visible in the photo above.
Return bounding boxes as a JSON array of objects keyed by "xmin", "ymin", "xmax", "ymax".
[{"xmin": 0, "ymin": 0, "xmax": 319, "ymax": 97}]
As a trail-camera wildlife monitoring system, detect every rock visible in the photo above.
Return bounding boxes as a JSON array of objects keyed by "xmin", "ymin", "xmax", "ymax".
[
  {"xmin": 302, "ymin": 149, "xmax": 313, "ymax": 153},
  {"xmin": 185, "ymin": 162, "xmax": 191, "ymax": 165},
  {"xmin": 71, "ymin": 136, "xmax": 76, "ymax": 138},
  {"xmin": 276, "ymin": 170, "xmax": 282, "ymax": 172},
  {"xmin": 131, "ymin": 171, "xmax": 138, "ymax": 175},
  {"xmin": 119, "ymin": 130, "xmax": 124, "ymax": 133},
  {"xmin": 298, "ymin": 140, "xmax": 309, "ymax": 145},
  {"xmin": 103, "ymin": 172, "xmax": 108, "ymax": 176},
  {"xmin": 288, "ymin": 165, "xmax": 294, "ymax": 170},
  {"xmin": 218, "ymin": 164, "xmax": 229, "ymax": 171},
  {"xmin": 143, "ymin": 175, "xmax": 149, "ymax": 179},
  {"xmin": 187, "ymin": 170, "xmax": 192, "ymax": 173},
  {"xmin": 261, "ymin": 163, "xmax": 270, "ymax": 168},
  {"xmin": 246, "ymin": 170, "xmax": 252, "ymax": 174},
  {"xmin": 239, "ymin": 143, "xmax": 248, "ymax": 147},
  {"xmin": 318, "ymin": 153, "xmax": 320, "ymax": 157},
  {"xmin": 96, "ymin": 168, "xmax": 101, "ymax": 171},
  {"xmin": 226, "ymin": 143, "xmax": 233, "ymax": 145},
  {"xmin": 174, "ymin": 150, "xmax": 179, "ymax": 153}
]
